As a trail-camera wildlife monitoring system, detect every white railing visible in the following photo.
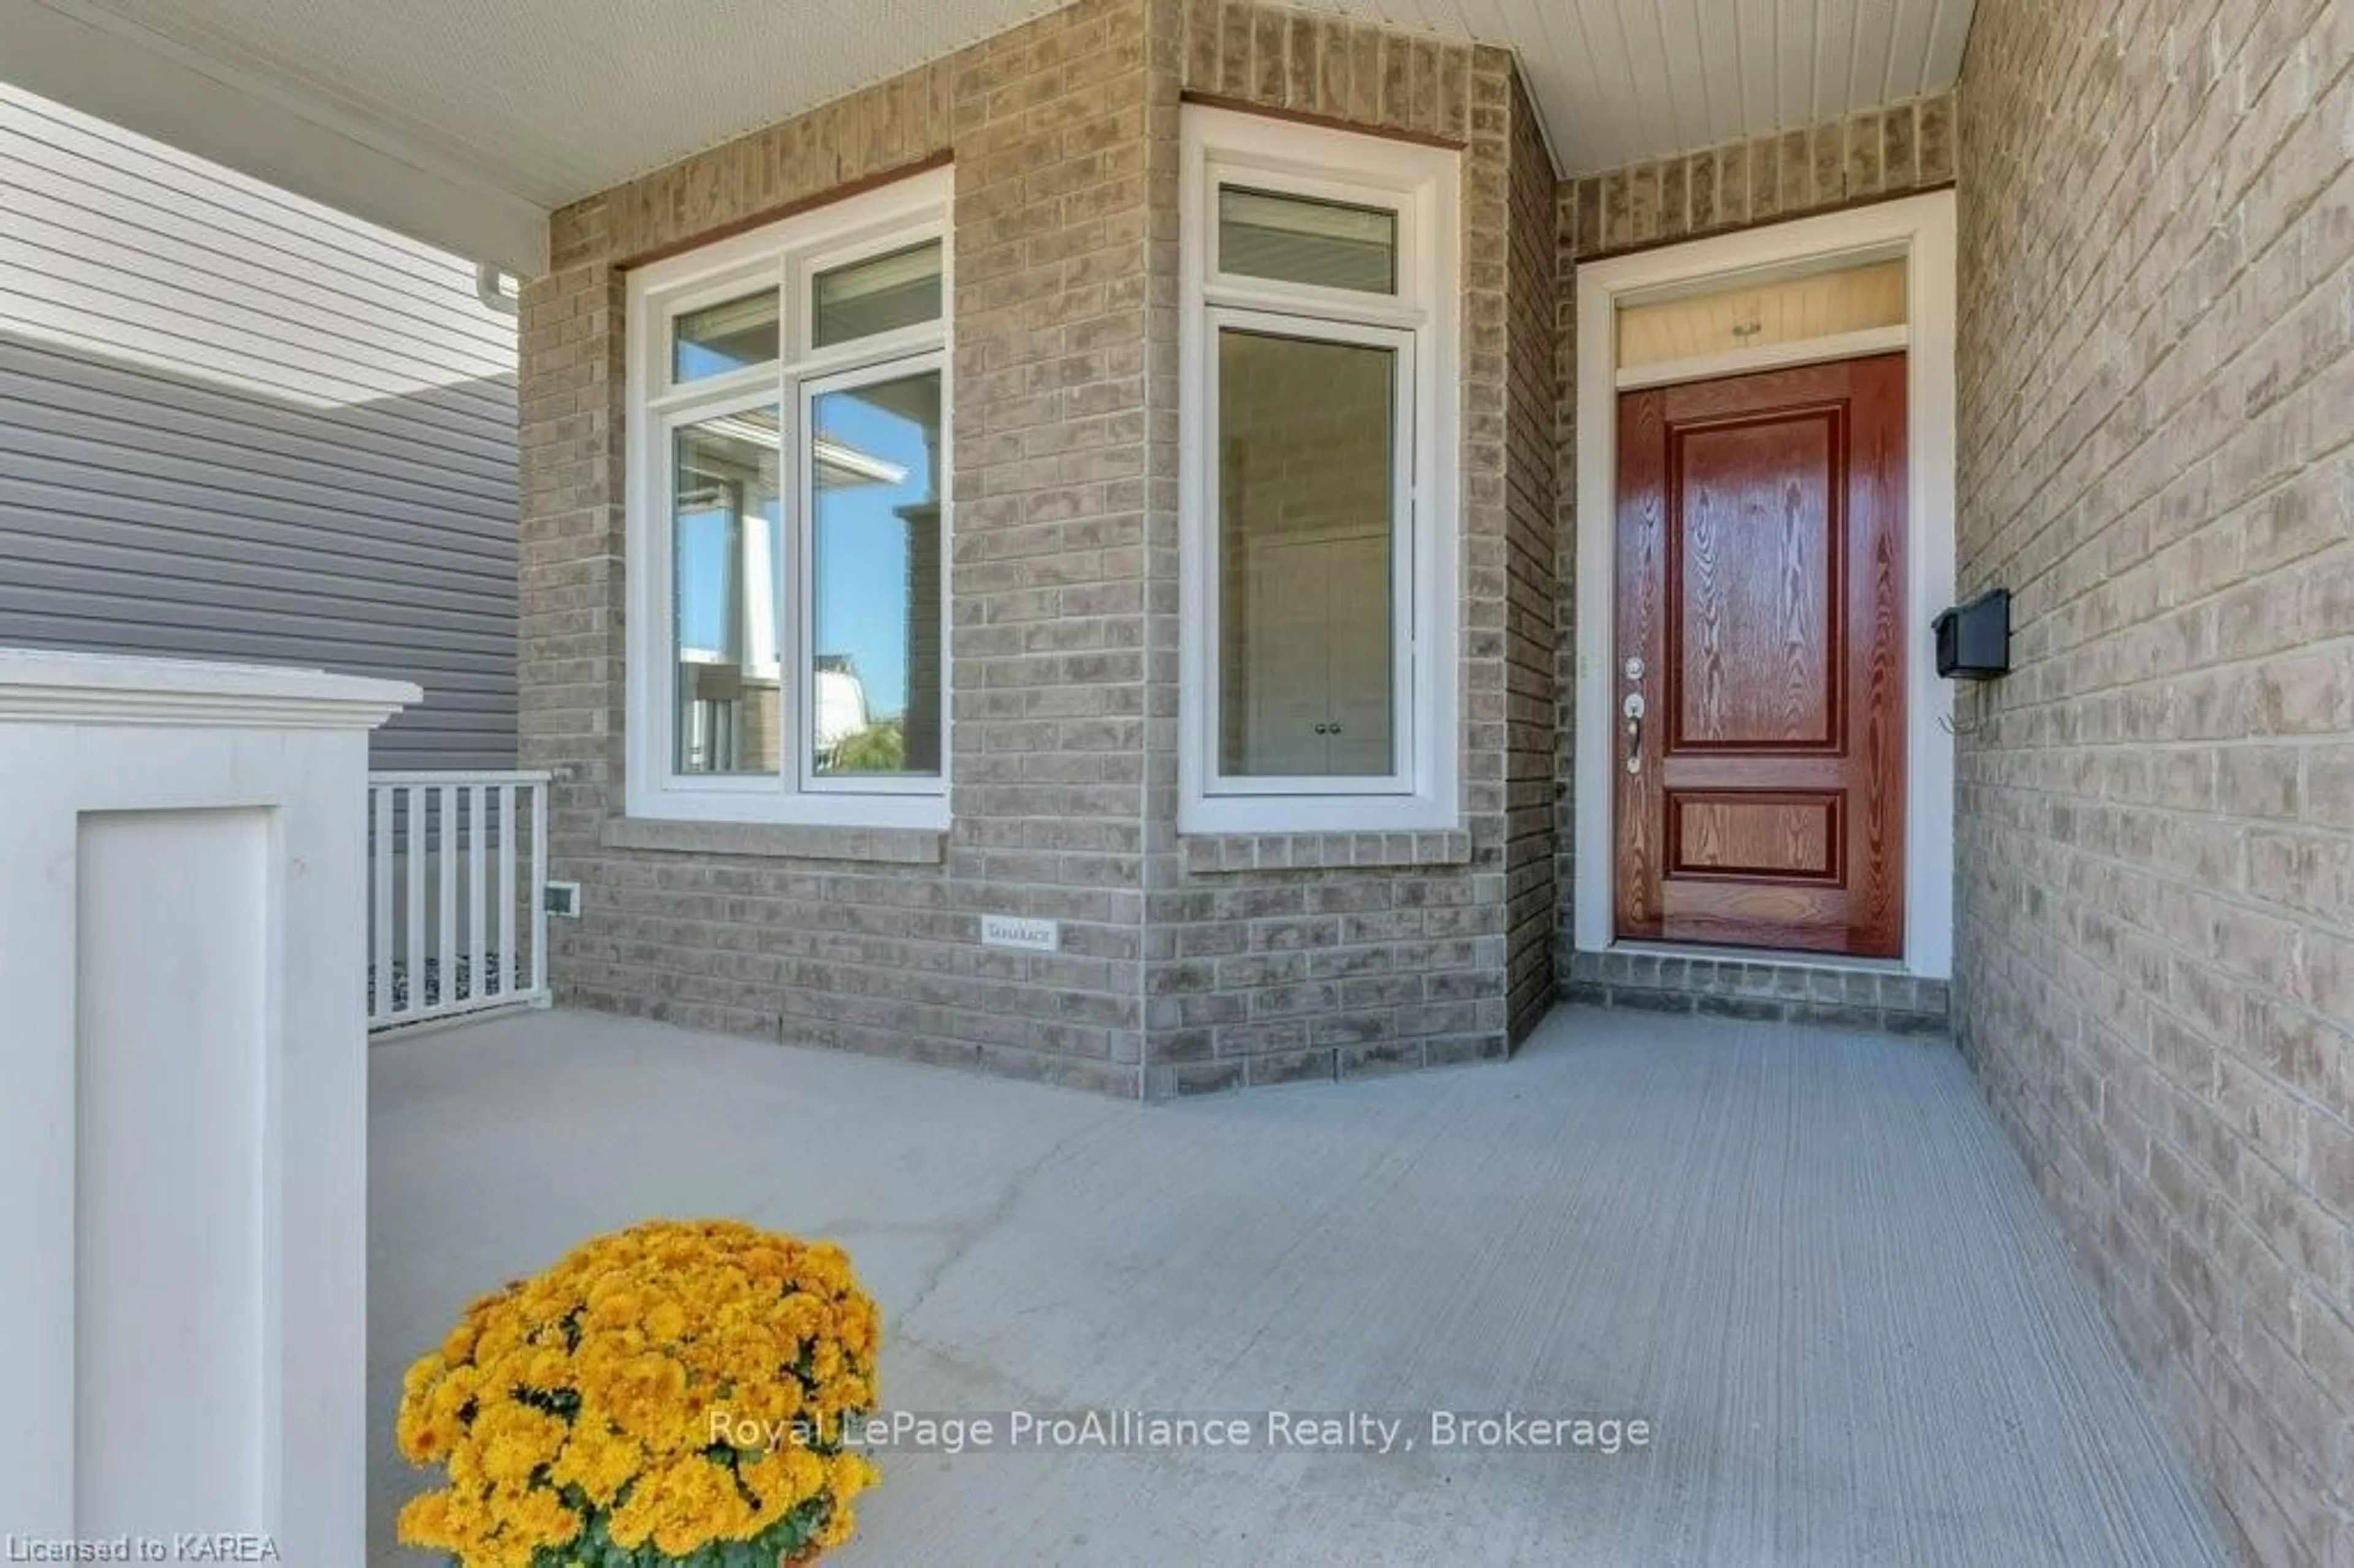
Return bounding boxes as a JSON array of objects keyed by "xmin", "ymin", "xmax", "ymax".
[{"xmin": 367, "ymin": 771, "xmax": 551, "ymax": 1030}]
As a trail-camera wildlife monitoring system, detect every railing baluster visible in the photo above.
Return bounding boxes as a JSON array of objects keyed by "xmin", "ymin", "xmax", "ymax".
[
  {"xmin": 365, "ymin": 770, "xmax": 553, "ymax": 1030},
  {"xmin": 402, "ymin": 785, "xmax": 424, "ymax": 1022},
  {"xmin": 370, "ymin": 785, "xmax": 392, "ymax": 1026},
  {"xmin": 436, "ymin": 784, "xmax": 458, "ymax": 1013},
  {"xmin": 467, "ymin": 784, "xmax": 487, "ymax": 1002},
  {"xmin": 497, "ymin": 783, "xmax": 517, "ymax": 997}
]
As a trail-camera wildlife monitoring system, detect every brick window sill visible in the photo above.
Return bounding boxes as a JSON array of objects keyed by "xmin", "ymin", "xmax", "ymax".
[
  {"xmin": 1180, "ymin": 830, "xmax": 1473, "ymax": 874},
  {"xmin": 601, "ymin": 816, "xmax": 946, "ymax": 865}
]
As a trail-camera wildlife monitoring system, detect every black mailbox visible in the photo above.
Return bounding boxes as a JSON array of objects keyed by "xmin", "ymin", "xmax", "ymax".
[{"xmin": 1934, "ymin": 588, "xmax": 2010, "ymax": 679}]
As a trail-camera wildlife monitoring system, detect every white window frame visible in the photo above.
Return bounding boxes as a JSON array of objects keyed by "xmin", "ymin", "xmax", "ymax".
[
  {"xmin": 1178, "ymin": 105, "xmax": 1460, "ymax": 835},
  {"xmin": 624, "ymin": 168, "xmax": 951, "ymax": 829}
]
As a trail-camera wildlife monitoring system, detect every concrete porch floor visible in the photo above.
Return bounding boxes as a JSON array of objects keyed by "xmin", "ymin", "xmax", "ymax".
[{"xmin": 369, "ymin": 1006, "xmax": 2229, "ymax": 1567}]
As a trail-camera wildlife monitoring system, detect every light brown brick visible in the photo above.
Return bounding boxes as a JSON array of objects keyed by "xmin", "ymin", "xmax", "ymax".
[{"xmin": 1954, "ymin": 1, "xmax": 2353, "ymax": 1560}]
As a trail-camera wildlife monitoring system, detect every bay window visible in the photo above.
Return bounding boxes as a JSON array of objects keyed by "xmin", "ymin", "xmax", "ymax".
[
  {"xmin": 1179, "ymin": 108, "xmax": 1460, "ymax": 834},
  {"xmin": 625, "ymin": 171, "xmax": 949, "ymax": 828}
]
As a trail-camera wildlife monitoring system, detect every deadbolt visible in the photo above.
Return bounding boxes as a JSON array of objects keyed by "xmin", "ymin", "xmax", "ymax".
[{"xmin": 1623, "ymin": 656, "xmax": 1645, "ymax": 681}]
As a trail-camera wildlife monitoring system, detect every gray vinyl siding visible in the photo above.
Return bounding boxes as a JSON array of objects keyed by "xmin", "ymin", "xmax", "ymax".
[{"xmin": 0, "ymin": 85, "xmax": 517, "ymax": 770}]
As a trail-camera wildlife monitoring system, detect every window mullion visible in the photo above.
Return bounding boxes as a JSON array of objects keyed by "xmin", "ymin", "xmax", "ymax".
[
  {"xmin": 646, "ymin": 362, "xmax": 776, "ymax": 414},
  {"xmin": 779, "ymin": 363, "xmax": 802, "ymax": 798},
  {"xmin": 773, "ymin": 251, "xmax": 796, "ymax": 801},
  {"xmin": 1201, "ymin": 315, "xmax": 1225, "ymax": 794},
  {"xmin": 1396, "ymin": 337, "xmax": 1418, "ymax": 785}
]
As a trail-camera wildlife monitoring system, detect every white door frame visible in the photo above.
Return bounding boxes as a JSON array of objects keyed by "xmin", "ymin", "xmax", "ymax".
[{"xmin": 1571, "ymin": 189, "xmax": 1959, "ymax": 978}]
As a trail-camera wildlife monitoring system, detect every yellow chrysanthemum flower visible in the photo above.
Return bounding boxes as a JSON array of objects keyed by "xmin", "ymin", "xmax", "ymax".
[
  {"xmin": 814, "ymin": 1501, "xmax": 858, "ymax": 1549},
  {"xmin": 394, "ymin": 1218, "xmax": 881, "ymax": 1567},
  {"xmin": 550, "ymin": 1423, "xmax": 644, "ymax": 1507}
]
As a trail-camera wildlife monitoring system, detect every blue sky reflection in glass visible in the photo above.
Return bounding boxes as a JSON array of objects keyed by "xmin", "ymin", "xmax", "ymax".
[{"xmin": 810, "ymin": 372, "xmax": 940, "ymax": 752}]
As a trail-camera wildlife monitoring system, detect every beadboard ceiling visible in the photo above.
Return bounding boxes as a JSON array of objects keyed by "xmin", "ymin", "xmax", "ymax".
[
  {"xmin": 1, "ymin": 0, "xmax": 1974, "ymax": 273},
  {"xmin": 1311, "ymin": 0, "xmax": 1978, "ymax": 172}
]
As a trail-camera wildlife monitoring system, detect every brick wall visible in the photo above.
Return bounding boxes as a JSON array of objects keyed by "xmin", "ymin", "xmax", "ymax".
[
  {"xmin": 1954, "ymin": 3, "xmax": 2353, "ymax": 1564},
  {"xmin": 1560, "ymin": 94, "xmax": 1955, "ymax": 261},
  {"xmin": 521, "ymin": 0, "xmax": 1169, "ymax": 1095},
  {"xmin": 1503, "ymin": 69, "xmax": 1558, "ymax": 1040},
  {"xmin": 520, "ymin": 0, "xmax": 1558, "ymax": 1099},
  {"xmin": 1144, "ymin": 2, "xmax": 1555, "ymax": 1094}
]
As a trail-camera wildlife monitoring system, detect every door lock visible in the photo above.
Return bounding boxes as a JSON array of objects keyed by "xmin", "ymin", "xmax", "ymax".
[{"xmin": 1622, "ymin": 693, "xmax": 1645, "ymax": 773}]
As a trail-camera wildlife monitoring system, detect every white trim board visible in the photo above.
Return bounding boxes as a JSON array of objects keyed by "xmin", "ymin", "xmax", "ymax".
[{"xmin": 1571, "ymin": 190, "xmax": 1959, "ymax": 980}]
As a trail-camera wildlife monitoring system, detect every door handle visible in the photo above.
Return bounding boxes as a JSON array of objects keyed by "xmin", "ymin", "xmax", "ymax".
[{"xmin": 1622, "ymin": 693, "xmax": 1645, "ymax": 774}]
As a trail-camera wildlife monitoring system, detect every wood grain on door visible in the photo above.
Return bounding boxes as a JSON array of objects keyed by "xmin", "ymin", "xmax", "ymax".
[{"xmin": 1614, "ymin": 353, "xmax": 1906, "ymax": 956}]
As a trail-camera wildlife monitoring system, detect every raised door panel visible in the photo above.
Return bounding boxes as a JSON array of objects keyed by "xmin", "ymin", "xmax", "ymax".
[
  {"xmin": 1670, "ymin": 414, "xmax": 1839, "ymax": 750},
  {"xmin": 1672, "ymin": 792, "xmax": 1840, "ymax": 880}
]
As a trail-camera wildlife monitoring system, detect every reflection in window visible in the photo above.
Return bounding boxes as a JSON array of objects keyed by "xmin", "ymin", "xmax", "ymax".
[
  {"xmin": 672, "ymin": 408, "xmax": 781, "ymax": 774},
  {"xmin": 813, "ymin": 242, "xmax": 943, "ymax": 348},
  {"xmin": 1217, "ymin": 329, "xmax": 1396, "ymax": 778},
  {"xmin": 808, "ymin": 370, "xmax": 944, "ymax": 777},
  {"xmin": 1217, "ymin": 187, "xmax": 1398, "ymax": 294},
  {"xmin": 673, "ymin": 292, "xmax": 780, "ymax": 381}
]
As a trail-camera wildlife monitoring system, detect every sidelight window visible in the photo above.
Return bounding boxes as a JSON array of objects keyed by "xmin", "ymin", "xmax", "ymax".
[{"xmin": 1179, "ymin": 108, "xmax": 1460, "ymax": 834}]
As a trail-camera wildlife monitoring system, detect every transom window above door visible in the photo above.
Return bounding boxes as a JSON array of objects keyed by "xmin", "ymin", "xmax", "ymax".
[
  {"xmin": 1178, "ymin": 107, "xmax": 1460, "ymax": 835},
  {"xmin": 623, "ymin": 169, "xmax": 950, "ymax": 829}
]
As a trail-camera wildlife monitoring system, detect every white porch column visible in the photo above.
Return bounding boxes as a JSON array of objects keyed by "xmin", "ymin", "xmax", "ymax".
[{"xmin": 0, "ymin": 650, "xmax": 416, "ymax": 1563}]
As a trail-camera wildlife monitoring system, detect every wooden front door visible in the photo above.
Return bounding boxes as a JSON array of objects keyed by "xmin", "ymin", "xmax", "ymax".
[{"xmin": 1613, "ymin": 353, "xmax": 1906, "ymax": 957}]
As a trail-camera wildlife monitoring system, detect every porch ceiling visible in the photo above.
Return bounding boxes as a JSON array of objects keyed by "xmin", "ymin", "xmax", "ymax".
[
  {"xmin": 1305, "ymin": 0, "xmax": 1976, "ymax": 173},
  {"xmin": 1, "ymin": 0, "xmax": 1974, "ymax": 275}
]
